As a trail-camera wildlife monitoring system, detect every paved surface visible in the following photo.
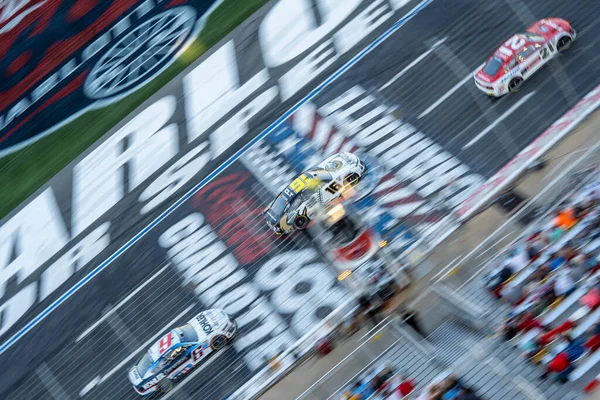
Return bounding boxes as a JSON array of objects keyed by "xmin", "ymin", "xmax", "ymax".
[
  {"xmin": 262, "ymin": 108, "xmax": 600, "ymax": 400},
  {"xmin": 1, "ymin": 0, "xmax": 600, "ymax": 399}
]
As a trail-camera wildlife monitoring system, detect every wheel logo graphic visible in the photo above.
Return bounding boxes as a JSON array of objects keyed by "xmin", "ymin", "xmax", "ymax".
[{"xmin": 84, "ymin": 6, "xmax": 197, "ymax": 99}]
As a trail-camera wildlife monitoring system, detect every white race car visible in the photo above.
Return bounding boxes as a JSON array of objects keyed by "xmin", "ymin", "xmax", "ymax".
[
  {"xmin": 128, "ymin": 309, "xmax": 237, "ymax": 395},
  {"xmin": 474, "ymin": 18, "xmax": 575, "ymax": 97},
  {"xmin": 264, "ymin": 152, "xmax": 366, "ymax": 235}
]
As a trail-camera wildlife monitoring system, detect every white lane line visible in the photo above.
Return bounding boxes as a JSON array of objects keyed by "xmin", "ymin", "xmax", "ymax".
[
  {"xmin": 418, "ymin": 63, "xmax": 483, "ymax": 119},
  {"xmin": 462, "ymin": 92, "xmax": 536, "ymax": 149},
  {"xmin": 379, "ymin": 37, "xmax": 448, "ymax": 91},
  {"xmin": 107, "ymin": 313, "xmax": 140, "ymax": 352},
  {"xmin": 474, "ymin": 231, "xmax": 515, "ymax": 259},
  {"xmin": 76, "ymin": 264, "xmax": 169, "ymax": 343},
  {"xmin": 0, "ymin": 0, "xmax": 435, "ymax": 356},
  {"xmin": 36, "ymin": 364, "xmax": 72, "ymax": 400},
  {"xmin": 161, "ymin": 347, "xmax": 229, "ymax": 400},
  {"xmin": 84, "ymin": 304, "xmax": 194, "ymax": 393}
]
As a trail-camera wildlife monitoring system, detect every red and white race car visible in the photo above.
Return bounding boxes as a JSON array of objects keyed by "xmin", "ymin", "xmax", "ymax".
[{"xmin": 474, "ymin": 18, "xmax": 576, "ymax": 97}]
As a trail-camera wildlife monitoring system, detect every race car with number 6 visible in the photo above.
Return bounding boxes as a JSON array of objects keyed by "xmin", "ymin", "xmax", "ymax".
[
  {"xmin": 264, "ymin": 152, "xmax": 366, "ymax": 235},
  {"xmin": 128, "ymin": 309, "xmax": 237, "ymax": 395},
  {"xmin": 474, "ymin": 18, "xmax": 575, "ymax": 97}
]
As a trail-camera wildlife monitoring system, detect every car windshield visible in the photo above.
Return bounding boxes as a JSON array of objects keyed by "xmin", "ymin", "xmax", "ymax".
[
  {"xmin": 524, "ymin": 32, "xmax": 546, "ymax": 42},
  {"xmin": 174, "ymin": 324, "xmax": 198, "ymax": 343},
  {"xmin": 136, "ymin": 352, "xmax": 154, "ymax": 375},
  {"xmin": 482, "ymin": 56, "xmax": 503, "ymax": 76}
]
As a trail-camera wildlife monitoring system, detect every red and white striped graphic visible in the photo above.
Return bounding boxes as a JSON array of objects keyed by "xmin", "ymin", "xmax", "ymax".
[{"xmin": 458, "ymin": 83, "xmax": 600, "ymax": 219}]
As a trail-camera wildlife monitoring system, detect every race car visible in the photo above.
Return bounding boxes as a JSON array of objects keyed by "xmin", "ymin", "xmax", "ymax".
[
  {"xmin": 128, "ymin": 309, "xmax": 237, "ymax": 395},
  {"xmin": 474, "ymin": 18, "xmax": 576, "ymax": 97},
  {"xmin": 264, "ymin": 152, "xmax": 366, "ymax": 235}
]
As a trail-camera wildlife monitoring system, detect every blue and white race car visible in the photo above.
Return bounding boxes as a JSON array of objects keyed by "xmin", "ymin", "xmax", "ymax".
[{"xmin": 128, "ymin": 309, "xmax": 237, "ymax": 395}]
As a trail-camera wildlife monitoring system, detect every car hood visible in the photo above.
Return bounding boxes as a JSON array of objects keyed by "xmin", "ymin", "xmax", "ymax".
[{"xmin": 189, "ymin": 310, "xmax": 226, "ymax": 338}]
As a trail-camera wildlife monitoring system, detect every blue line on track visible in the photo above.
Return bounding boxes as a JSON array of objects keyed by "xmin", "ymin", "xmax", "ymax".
[{"xmin": 0, "ymin": 0, "xmax": 434, "ymax": 355}]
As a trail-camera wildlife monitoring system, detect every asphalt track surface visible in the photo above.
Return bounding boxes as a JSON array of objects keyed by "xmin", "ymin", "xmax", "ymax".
[{"xmin": 2, "ymin": 0, "xmax": 600, "ymax": 399}]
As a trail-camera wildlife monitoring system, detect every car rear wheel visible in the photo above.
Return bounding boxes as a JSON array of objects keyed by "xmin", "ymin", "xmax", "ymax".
[
  {"xmin": 157, "ymin": 379, "xmax": 173, "ymax": 393},
  {"xmin": 294, "ymin": 215, "xmax": 309, "ymax": 230},
  {"xmin": 211, "ymin": 335, "xmax": 228, "ymax": 350},
  {"xmin": 508, "ymin": 77, "xmax": 523, "ymax": 93},
  {"xmin": 557, "ymin": 36, "xmax": 572, "ymax": 52}
]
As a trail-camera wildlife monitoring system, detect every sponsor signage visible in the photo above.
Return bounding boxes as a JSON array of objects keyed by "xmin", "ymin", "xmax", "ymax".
[
  {"xmin": 0, "ymin": 0, "xmax": 429, "ymax": 395},
  {"xmin": 158, "ymin": 163, "xmax": 349, "ymax": 371},
  {"xmin": 0, "ymin": 0, "xmax": 222, "ymax": 154}
]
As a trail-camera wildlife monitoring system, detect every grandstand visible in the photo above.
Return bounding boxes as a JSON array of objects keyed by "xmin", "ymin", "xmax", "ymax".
[{"xmin": 259, "ymin": 131, "xmax": 600, "ymax": 400}]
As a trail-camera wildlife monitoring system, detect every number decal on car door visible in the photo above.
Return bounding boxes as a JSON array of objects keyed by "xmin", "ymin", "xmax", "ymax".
[
  {"xmin": 325, "ymin": 182, "xmax": 342, "ymax": 195},
  {"xmin": 192, "ymin": 346, "xmax": 203, "ymax": 362},
  {"xmin": 498, "ymin": 36, "xmax": 527, "ymax": 56}
]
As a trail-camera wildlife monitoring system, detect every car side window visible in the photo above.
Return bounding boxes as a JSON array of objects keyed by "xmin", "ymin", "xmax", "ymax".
[
  {"xmin": 517, "ymin": 46, "xmax": 537, "ymax": 61},
  {"xmin": 505, "ymin": 58, "xmax": 517, "ymax": 70}
]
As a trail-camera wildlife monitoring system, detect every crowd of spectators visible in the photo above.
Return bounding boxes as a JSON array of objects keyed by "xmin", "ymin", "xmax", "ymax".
[
  {"xmin": 339, "ymin": 365, "xmax": 416, "ymax": 399},
  {"xmin": 339, "ymin": 368, "xmax": 486, "ymax": 400},
  {"xmin": 486, "ymin": 181, "xmax": 600, "ymax": 384},
  {"xmin": 414, "ymin": 374, "xmax": 483, "ymax": 400}
]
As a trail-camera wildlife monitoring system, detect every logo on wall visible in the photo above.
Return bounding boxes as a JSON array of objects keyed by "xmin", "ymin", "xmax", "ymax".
[{"xmin": 0, "ymin": 0, "xmax": 221, "ymax": 155}]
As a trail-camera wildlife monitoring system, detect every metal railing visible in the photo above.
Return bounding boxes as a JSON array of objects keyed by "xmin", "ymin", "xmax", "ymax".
[{"xmin": 433, "ymin": 138, "xmax": 600, "ymax": 292}]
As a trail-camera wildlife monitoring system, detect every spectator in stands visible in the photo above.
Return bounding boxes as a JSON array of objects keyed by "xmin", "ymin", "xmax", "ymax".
[
  {"xmin": 521, "ymin": 328, "xmax": 551, "ymax": 360},
  {"xmin": 526, "ymin": 243, "xmax": 540, "ymax": 262},
  {"xmin": 581, "ymin": 253, "xmax": 599, "ymax": 273},
  {"xmin": 487, "ymin": 262, "xmax": 515, "ymax": 298},
  {"xmin": 457, "ymin": 387, "xmax": 482, "ymax": 400},
  {"xmin": 541, "ymin": 334, "xmax": 586, "ymax": 382},
  {"xmin": 549, "ymin": 253, "xmax": 566, "ymax": 271},
  {"xmin": 500, "ymin": 316, "xmax": 520, "ymax": 341},
  {"xmin": 592, "ymin": 320, "xmax": 600, "ymax": 336},
  {"xmin": 563, "ymin": 245, "xmax": 578, "ymax": 262},
  {"xmin": 539, "ymin": 320, "xmax": 575, "ymax": 346},
  {"xmin": 555, "ymin": 271, "xmax": 576, "ymax": 297},
  {"xmin": 567, "ymin": 256, "xmax": 587, "ymax": 281},
  {"xmin": 516, "ymin": 311, "xmax": 544, "ymax": 333},
  {"xmin": 397, "ymin": 375, "xmax": 416, "ymax": 397},
  {"xmin": 585, "ymin": 329, "xmax": 600, "ymax": 353},
  {"xmin": 529, "ymin": 262, "xmax": 550, "ymax": 282},
  {"xmin": 553, "ymin": 207, "xmax": 577, "ymax": 230},
  {"xmin": 581, "ymin": 287, "xmax": 600, "ymax": 309},
  {"xmin": 502, "ymin": 284, "xmax": 524, "ymax": 306}
]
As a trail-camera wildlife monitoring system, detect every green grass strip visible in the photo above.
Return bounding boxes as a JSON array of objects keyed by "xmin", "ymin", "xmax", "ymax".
[{"xmin": 0, "ymin": 0, "xmax": 269, "ymax": 220}]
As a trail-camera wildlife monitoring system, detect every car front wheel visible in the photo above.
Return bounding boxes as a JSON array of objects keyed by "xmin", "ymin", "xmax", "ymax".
[
  {"xmin": 557, "ymin": 36, "xmax": 573, "ymax": 52},
  {"xmin": 211, "ymin": 335, "xmax": 228, "ymax": 350}
]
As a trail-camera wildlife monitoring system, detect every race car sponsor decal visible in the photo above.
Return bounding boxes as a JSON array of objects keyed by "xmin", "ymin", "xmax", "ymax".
[
  {"xmin": 0, "ymin": 0, "xmax": 224, "ymax": 154},
  {"xmin": 195, "ymin": 314, "xmax": 214, "ymax": 334},
  {"xmin": 158, "ymin": 162, "xmax": 349, "ymax": 371}
]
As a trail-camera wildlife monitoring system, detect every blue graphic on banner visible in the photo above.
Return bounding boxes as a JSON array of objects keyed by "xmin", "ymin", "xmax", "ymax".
[{"xmin": 265, "ymin": 122, "xmax": 417, "ymax": 253}]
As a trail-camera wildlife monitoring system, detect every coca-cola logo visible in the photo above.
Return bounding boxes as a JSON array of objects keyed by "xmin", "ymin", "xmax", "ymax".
[{"xmin": 0, "ymin": 0, "xmax": 220, "ymax": 154}]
